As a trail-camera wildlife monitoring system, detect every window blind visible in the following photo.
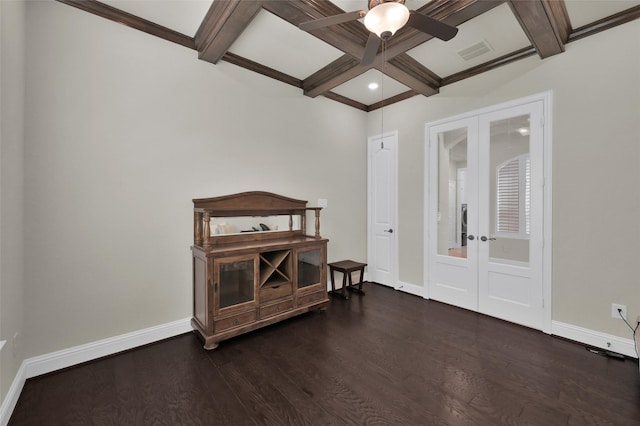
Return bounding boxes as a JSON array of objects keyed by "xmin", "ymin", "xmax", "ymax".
[
  {"xmin": 496, "ymin": 159, "xmax": 520, "ymax": 233},
  {"xmin": 496, "ymin": 155, "xmax": 530, "ymax": 236}
]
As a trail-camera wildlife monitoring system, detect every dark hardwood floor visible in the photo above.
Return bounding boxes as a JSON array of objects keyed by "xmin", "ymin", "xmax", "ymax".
[{"xmin": 10, "ymin": 283, "xmax": 640, "ymax": 425}]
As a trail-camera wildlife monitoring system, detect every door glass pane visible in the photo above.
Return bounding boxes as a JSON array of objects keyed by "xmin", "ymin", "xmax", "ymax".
[
  {"xmin": 298, "ymin": 249, "xmax": 320, "ymax": 288},
  {"xmin": 437, "ymin": 128, "xmax": 468, "ymax": 258},
  {"xmin": 489, "ymin": 115, "xmax": 530, "ymax": 265},
  {"xmin": 220, "ymin": 260, "xmax": 254, "ymax": 308}
]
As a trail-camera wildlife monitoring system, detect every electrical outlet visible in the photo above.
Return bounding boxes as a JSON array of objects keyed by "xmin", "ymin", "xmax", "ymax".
[{"xmin": 611, "ymin": 303, "xmax": 627, "ymax": 320}]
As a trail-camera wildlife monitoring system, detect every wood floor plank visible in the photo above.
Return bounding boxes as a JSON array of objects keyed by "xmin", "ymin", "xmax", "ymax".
[
  {"xmin": 9, "ymin": 283, "xmax": 640, "ymax": 425},
  {"xmin": 217, "ymin": 341, "xmax": 344, "ymax": 425}
]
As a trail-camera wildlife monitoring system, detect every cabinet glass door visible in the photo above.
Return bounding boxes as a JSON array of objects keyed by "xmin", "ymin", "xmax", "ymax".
[
  {"xmin": 218, "ymin": 257, "xmax": 255, "ymax": 309},
  {"xmin": 297, "ymin": 249, "xmax": 321, "ymax": 288}
]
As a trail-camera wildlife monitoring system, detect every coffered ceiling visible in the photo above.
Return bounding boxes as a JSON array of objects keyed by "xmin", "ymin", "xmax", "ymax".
[{"xmin": 57, "ymin": 0, "xmax": 640, "ymax": 111}]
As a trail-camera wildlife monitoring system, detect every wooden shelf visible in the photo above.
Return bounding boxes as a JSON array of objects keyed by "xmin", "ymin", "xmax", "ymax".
[{"xmin": 259, "ymin": 250, "xmax": 291, "ymax": 287}]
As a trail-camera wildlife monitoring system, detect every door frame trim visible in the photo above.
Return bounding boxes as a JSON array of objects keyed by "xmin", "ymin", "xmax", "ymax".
[
  {"xmin": 367, "ymin": 131, "xmax": 399, "ymax": 288},
  {"xmin": 423, "ymin": 91, "xmax": 552, "ymax": 333}
]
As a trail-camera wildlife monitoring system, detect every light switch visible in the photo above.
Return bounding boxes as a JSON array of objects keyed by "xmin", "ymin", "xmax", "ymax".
[{"xmin": 318, "ymin": 198, "xmax": 328, "ymax": 208}]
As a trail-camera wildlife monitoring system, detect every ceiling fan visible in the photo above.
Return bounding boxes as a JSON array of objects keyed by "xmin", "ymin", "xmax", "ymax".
[{"xmin": 299, "ymin": 0, "xmax": 459, "ymax": 66}]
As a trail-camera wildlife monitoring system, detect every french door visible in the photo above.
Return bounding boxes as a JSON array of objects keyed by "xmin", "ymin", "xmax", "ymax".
[{"xmin": 426, "ymin": 97, "xmax": 548, "ymax": 330}]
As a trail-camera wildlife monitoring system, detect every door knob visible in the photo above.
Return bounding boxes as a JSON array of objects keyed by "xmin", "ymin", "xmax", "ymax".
[
  {"xmin": 480, "ymin": 236, "xmax": 497, "ymax": 242},
  {"xmin": 468, "ymin": 235, "xmax": 475, "ymax": 240},
  {"xmin": 384, "ymin": 229, "xmax": 394, "ymax": 233},
  {"xmin": 480, "ymin": 235, "xmax": 487, "ymax": 241}
]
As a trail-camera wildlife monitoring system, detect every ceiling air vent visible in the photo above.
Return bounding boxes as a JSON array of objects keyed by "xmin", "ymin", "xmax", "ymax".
[{"xmin": 457, "ymin": 40, "xmax": 493, "ymax": 61}]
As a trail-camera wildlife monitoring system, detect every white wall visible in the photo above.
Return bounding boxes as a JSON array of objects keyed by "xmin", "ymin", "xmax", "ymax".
[
  {"xmin": 0, "ymin": 0, "xmax": 26, "ymax": 401},
  {"xmin": 368, "ymin": 20, "xmax": 640, "ymax": 339},
  {"xmin": 22, "ymin": 1, "xmax": 368, "ymax": 358}
]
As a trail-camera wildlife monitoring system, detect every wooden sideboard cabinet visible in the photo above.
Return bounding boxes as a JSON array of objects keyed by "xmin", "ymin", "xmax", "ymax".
[{"xmin": 191, "ymin": 191, "xmax": 329, "ymax": 350}]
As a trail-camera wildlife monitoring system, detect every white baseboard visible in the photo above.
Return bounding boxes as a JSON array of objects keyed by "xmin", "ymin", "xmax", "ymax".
[
  {"xmin": 0, "ymin": 317, "xmax": 192, "ymax": 426},
  {"xmin": 2, "ymin": 315, "xmax": 636, "ymax": 425},
  {"xmin": 552, "ymin": 320, "xmax": 638, "ymax": 359},
  {"xmin": 391, "ymin": 286, "xmax": 637, "ymax": 360},
  {"xmin": 0, "ymin": 363, "xmax": 27, "ymax": 426},
  {"xmin": 23, "ymin": 318, "xmax": 192, "ymax": 379},
  {"xmin": 395, "ymin": 281, "xmax": 425, "ymax": 298}
]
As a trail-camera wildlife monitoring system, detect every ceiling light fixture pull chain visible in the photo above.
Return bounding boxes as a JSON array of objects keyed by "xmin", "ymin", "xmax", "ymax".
[{"xmin": 380, "ymin": 37, "xmax": 387, "ymax": 142}]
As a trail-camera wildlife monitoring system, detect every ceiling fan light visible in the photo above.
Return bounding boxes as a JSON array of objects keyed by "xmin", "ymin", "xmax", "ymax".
[{"xmin": 364, "ymin": 2, "xmax": 410, "ymax": 39}]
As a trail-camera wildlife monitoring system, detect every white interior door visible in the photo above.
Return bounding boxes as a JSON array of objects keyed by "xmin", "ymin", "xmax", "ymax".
[
  {"xmin": 477, "ymin": 102, "xmax": 545, "ymax": 329},
  {"xmin": 427, "ymin": 118, "xmax": 479, "ymax": 310},
  {"xmin": 427, "ymin": 97, "xmax": 547, "ymax": 330},
  {"xmin": 367, "ymin": 132, "xmax": 398, "ymax": 288}
]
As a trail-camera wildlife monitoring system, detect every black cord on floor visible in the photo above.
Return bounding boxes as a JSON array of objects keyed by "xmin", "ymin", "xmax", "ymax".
[{"xmin": 617, "ymin": 309, "xmax": 639, "ymax": 360}]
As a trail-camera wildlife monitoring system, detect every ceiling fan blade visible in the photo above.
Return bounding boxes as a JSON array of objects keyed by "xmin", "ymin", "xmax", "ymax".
[
  {"xmin": 299, "ymin": 10, "xmax": 365, "ymax": 32},
  {"xmin": 361, "ymin": 33, "xmax": 381, "ymax": 66},
  {"xmin": 407, "ymin": 11, "xmax": 458, "ymax": 41}
]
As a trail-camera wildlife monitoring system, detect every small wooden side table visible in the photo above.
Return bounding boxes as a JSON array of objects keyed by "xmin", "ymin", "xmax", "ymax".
[{"xmin": 328, "ymin": 260, "xmax": 367, "ymax": 300}]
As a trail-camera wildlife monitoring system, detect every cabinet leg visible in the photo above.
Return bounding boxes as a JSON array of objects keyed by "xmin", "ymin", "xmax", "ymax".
[{"xmin": 203, "ymin": 341, "xmax": 219, "ymax": 351}]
